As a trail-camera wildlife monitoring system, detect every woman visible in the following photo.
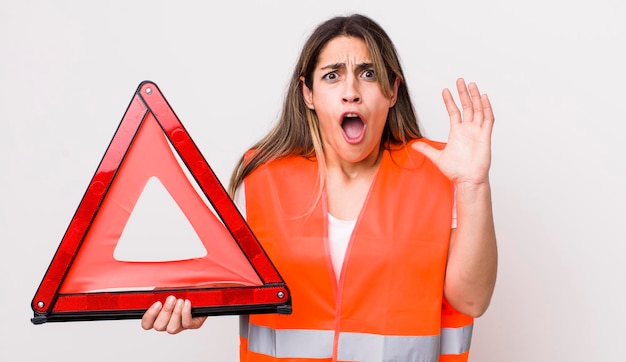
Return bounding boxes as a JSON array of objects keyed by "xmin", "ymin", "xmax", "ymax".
[{"xmin": 142, "ymin": 13, "xmax": 497, "ymax": 362}]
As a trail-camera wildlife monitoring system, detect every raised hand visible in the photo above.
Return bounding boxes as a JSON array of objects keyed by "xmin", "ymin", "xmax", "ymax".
[{"xmin": 412, "ymin": 78, "xmax": 494, "ymax": 186}]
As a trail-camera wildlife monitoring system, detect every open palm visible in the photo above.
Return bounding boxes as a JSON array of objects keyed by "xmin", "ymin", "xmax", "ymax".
[{"xmin": 413, "ymin": 78, "xmax": 494, "ymax": 186}]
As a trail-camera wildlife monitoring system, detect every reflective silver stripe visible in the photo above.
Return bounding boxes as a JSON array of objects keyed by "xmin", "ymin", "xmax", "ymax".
[
  {"xmin": 245, "ymin": 323, "xmax": 334, "ymax": 358},
  {"xmin": 440, "ymin": 324, "xmax": 473, "ymax": 355},
  {"xmin": 337, "ymin": 332, "xmax": 440, "ymax": 362},
  {"xmin": 241, "ymin": 322, "xmax": 472, "ymax": 360}
]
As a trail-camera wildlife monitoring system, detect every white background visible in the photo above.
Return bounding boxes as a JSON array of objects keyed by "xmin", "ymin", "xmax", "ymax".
[{"xmin": 2, "ymin": 0, "xmax": 625, "ymax": 361}]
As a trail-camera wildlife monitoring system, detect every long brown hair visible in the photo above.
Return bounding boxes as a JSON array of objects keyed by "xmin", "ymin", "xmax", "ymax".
[{"xmin": 228, "ymin": 13, "xmax": 422, "ymax": 196}]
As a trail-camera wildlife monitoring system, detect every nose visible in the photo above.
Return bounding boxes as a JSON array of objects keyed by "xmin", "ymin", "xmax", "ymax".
[{"xmin": 342, "ymin": 75, "xmax": 361, "ymax": 104}]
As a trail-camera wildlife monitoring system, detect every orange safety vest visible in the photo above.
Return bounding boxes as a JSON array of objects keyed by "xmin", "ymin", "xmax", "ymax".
[{"xmin": 240, "ymin": 139, "xmax": 473, "ymax": 362}]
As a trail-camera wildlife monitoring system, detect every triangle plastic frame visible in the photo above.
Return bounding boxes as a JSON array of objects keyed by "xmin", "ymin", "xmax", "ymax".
[{"xmin": 31, "ymin": 81, "xmax": 291, "ymax": 324}]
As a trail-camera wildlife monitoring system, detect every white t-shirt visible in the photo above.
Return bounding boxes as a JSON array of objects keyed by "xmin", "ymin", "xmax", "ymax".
[
  {"xmin": 327, "ymin": 213, "xmax": 356, "ymax": 279},
  {"xmin": 234, "ymin": 184, "xmax": 456, "ymax": 282}
]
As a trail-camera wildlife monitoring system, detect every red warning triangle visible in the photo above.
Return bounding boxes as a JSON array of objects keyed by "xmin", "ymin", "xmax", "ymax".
[{"xmin": 31, "ymin": 81, "xmax": 291, "ymax": 324}]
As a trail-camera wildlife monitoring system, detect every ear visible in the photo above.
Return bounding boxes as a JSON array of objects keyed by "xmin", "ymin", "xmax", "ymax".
[
  {"xmin": 300, "ymin": 76, "xmax": 315, "ymax": 110},
  {"xmin": 389, "ymin": 76, "xmax": 401, "ymax": 108}
]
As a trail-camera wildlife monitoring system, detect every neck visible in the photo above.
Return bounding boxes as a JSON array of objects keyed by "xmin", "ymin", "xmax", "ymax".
[
  {"xmin": 324, "ymin": 147, "xmax": 383, "ymax": 220},
  {"xmin": 324, "ymin": 145, "xmax": 382, "ymax": 181}
]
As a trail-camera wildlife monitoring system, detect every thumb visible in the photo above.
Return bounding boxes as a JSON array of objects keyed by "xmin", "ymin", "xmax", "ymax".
[{"xmin": 411, "ymin": 141, "xmax": 440, "ymax": 162}]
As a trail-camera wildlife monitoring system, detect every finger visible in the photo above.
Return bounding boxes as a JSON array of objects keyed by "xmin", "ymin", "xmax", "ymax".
[
  {"xmin": 468, "ymin": 82, "xmax": 484, "ymax": 124},
  {"xmin": 182, "ymin": 299, "xmax": 207, "ymax": 330},
  {"xmin": 482, "ymin": 94, "xmax": 495, "ymax": 126},
  {"xmin": 412, "ymin": 141, "xmax": 441, "ymax": 164},
  {"xmin": 152, "ymin": 295, "xmax": 177, "ymax": 332},
  {"xmin": 181, "ymin": 299, "xmax": 195, "ymax": 329},
  {"xmin": 442, "ymin": 88, "xmax": 461, "ymax": 124},
  {"xmin": 480, "ymin": 94, "xmax": 495, "ymax": 138},
  {"xmin": 141, "ymin": 301, "xmax": 162, "ymax": 330},
  {"xmin": 456, "ymin": 78, "xmax": 474, "ymax": 123},
  {"xmin": 166, "ymin": 298, "xmax": 186, "ymax": 334}
]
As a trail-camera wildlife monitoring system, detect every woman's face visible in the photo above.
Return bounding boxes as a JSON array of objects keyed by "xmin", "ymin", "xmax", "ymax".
[{"xmin": 302, "ymin": 36, "xmax": 398, "ymax": 167}]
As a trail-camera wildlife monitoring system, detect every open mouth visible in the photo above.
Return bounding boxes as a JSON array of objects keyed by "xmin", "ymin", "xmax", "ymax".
[{"xmin": 341, "ymin": 113, "xmax": 365, "ymax": 143}]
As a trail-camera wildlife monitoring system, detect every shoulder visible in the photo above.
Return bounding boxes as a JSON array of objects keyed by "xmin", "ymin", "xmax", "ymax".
[
  {"xmin": 256, "ymin": 155, "xmax": 316, "ymax": 172},
  {"xmin": 245, "ymin": 153, "xmax": 318, "ymax": 186}
]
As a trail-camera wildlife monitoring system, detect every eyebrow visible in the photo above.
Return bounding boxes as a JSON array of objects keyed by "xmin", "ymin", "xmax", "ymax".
[{"xmin": 320, "ymin": 62, "xmax": 374, "ymax": 72}]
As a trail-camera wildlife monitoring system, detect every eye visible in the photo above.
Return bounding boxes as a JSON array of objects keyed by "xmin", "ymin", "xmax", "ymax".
[
  {"xmin": 362, "ymin": 69, "xmax": 376, "ymax": 81},
  {"xmin": 322, "ymin": 71, "xmax": 339, "ymax": 82}
]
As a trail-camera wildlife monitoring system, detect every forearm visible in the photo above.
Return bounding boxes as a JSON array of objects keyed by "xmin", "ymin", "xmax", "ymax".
[{"xmin": 444, "ymin": 181, "xmax": 498, "ymax": 317}]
